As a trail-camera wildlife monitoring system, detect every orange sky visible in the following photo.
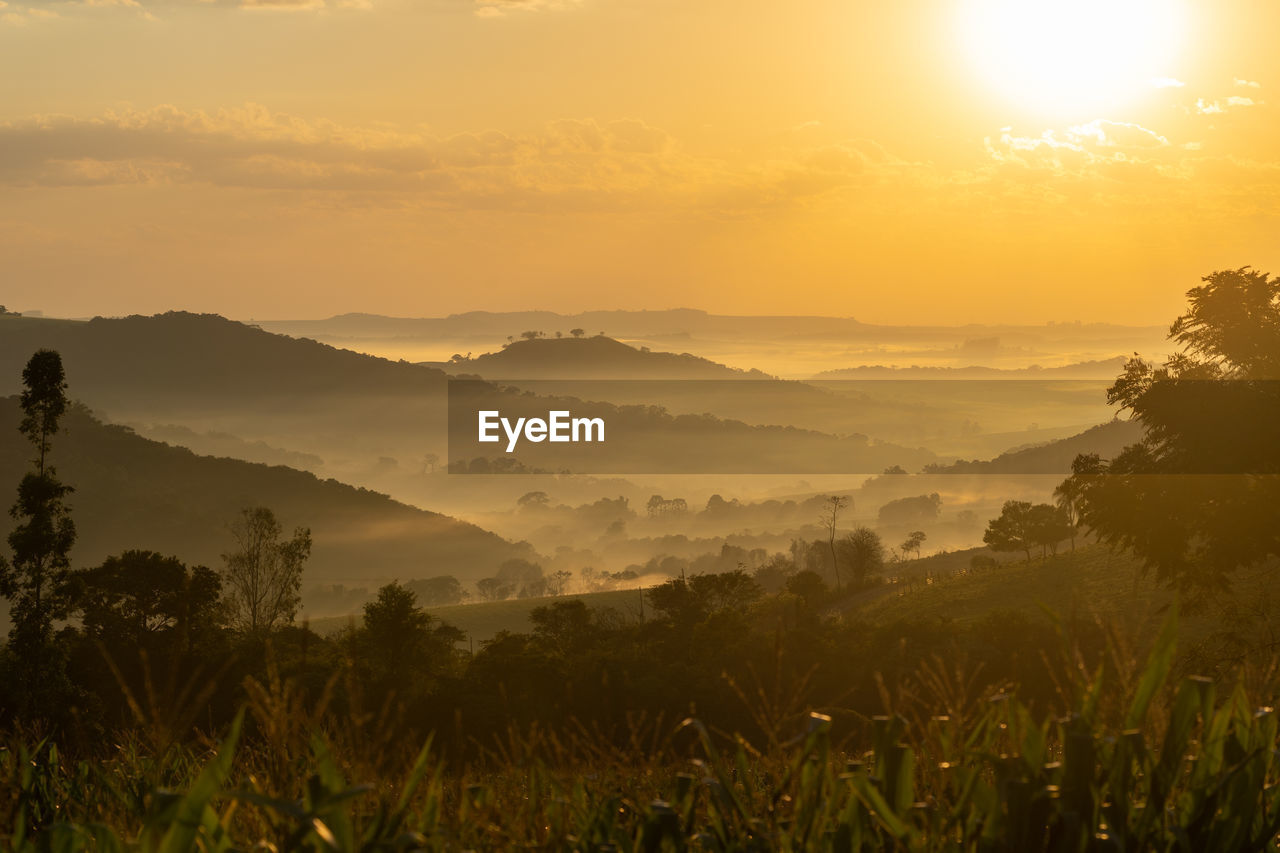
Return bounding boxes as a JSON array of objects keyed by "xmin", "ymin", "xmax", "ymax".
[{"xmin": 2, "ymin": 0, "xmax": 1277, "ymax": 323}]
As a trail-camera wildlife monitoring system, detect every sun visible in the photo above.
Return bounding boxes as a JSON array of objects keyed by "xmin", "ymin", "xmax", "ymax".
[{"xmin": 958, "ymin": 0, "xmax": 1188, "ymax": 116}]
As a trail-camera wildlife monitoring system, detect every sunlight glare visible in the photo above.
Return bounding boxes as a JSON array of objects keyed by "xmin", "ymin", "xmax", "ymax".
[{"xmin": 959, "ymin": 0, "xmax": 1188, "ymax": 116}]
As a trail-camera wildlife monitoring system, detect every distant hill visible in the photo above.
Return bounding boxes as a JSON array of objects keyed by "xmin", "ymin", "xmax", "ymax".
[
  {"xmin": 926, "ymin": 419, "xmax": 1143, "ymax": 475},
  {"xmin": 812, "ymin": 357, "xmax": 1129, "ymax": 380},
  {"xmin": 0, "ymin": 313, "xmax": 939, "ymax": 475},
  {"xmin": 427, "ymin": 335, "xmax": 773, "ymax": 380},
  {"xmin": 255, "ymin": 311, "xmax": 1162, "ymax": 345},
  {"xmin": 0, "ymin": 312, "xmax": 455, "ymax": 469},
  {"xmin": 0, "ymin": 397, "xmax": 533, "ymax": 585}
]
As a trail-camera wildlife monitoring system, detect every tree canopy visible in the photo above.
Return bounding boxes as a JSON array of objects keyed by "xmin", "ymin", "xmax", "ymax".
[{"xmin": 1061, "ymin": 267, "xmax": 1280, "ymax": 590}]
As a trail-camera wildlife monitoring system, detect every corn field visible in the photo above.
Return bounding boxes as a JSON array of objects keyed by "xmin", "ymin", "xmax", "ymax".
[{"xmin": 4, "ymin": 610, "xmax": 1280, "ymax": 851}]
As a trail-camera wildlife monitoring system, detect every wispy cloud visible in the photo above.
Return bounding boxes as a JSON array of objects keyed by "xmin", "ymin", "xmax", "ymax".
[
  {"xmin": 473, "ymin": 0, "xmax": 581, "ymax": 17},
  {"xmin": 1196, "ymin": 96, "xmax": 1262, "ymax": 114},
  {"xmin": 0, "ymin": 105, "xmax": 909, "ymax": 214}
]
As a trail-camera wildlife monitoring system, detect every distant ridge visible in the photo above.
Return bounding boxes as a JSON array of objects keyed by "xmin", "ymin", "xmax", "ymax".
[
  {"xmin": 254, "ymin": 311, "xmax": 1162, "ymax": 342},
  {"xmin": 812, "ymin": 357, "xmax": 1129, "ymax": 380},
  {"xmin": 428, "ymin": 335, "xmax": 774, "ymax": 380}
]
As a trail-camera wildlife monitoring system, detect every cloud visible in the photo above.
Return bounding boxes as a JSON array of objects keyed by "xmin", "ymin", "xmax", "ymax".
[
  {"xmin": 473, "ymin": 0, "xmax": 581, "ymax": 16},
  {"xmin": 1151, "ymin": 77, "xmax": 1186, "ymax": 88},
  {"xmin": 1196, "ymin": 96, "xmax": 1262, "ymax": 114},
  {"xmin": 1234, "ymin": 78, "xmax": 1262, "ymax": 88}
]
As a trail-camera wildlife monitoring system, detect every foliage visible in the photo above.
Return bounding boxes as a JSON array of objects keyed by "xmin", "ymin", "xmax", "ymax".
[
  {"xmin": 8, "ymin": 609, "xmax": 1280, "ymax": 850},
  {"xmin": 839, "ymin": 526, "xmax": 885, "ymax": 585},
  {"xmin": 1, "ymin": 349, "xmax": 77, "ymax": 722},
  {"xmin": 1061, "ymin": 266, "xmax": 1280, "ymax": 590},
  {"xmin": 220, "ymin": 507, "xmax": 312, "ymax": 636}
]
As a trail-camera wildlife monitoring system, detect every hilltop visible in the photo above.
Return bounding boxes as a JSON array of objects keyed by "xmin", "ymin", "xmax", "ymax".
[{"xmin": 429, "ymin": 335, "xmax": 773, "ymax": 380}]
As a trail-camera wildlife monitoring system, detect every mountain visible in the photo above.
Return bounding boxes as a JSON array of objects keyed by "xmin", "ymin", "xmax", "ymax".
[
  {"xmin": 0, "ymin": 313, "xmax": 939, "ymax": 476},
  {"xmin": 426, "ymin": 335, "xmax": 773, "ymax": 380},
  {"xmin": 0, "ymin": 397, "xmax": 533, "ymax": 585},
  {"xmin": 0, "ymin": 312, "xmax": 451, "ymax": 470},
  {"xmin": 925, "ymin": 419, "xmax": 1144, "ymax": 475}
]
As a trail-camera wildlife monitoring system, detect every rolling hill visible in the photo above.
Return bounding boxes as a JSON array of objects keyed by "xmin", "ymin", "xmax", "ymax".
[
  {"xmin": 428, "ymin": 335, "xmax": 773, "ymax": 379},
  {"xmin": 925, "ymin": 419, "xmax": 1143, "ymax": 474},
  {"xmin": 0, "ymin": 396, "xmax": 534, "ymax": 585}
]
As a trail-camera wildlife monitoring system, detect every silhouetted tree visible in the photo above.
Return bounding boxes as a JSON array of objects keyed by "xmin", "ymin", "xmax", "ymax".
[
  {"xmin": 819, "ymin": 495, "xmax": 849, "ymax": 590},
  {"xmin": 569, "ymin": 328, "xmax": 585, "ymax": 338},
  {"xmin": 406, "ymin": 575, "xmax": 464, "ymax": 607},
  {"xmin": 358, "ymin": 582, "xmax": 463, "ymax": 694},
  {"xmin": 0, "ymin": 350, "xmax": 77, "ymax": 717},
  {"xmin": 220, "ymin": 507, "xmax": 311, "ymax": 636},
  {"xmin": 476, "ymin": 577, "xmax": 513, "ymax": 601},
  {"xmin": 983, "ymin": 501, "xmax": 1035, "ymax": 562},
  {"xmin": 529, "ymin": 599, "xmax": 596, "ymax": 656},
  {"xmin": 785, "ymin": 569, "xmax": 828, "ymax": 606},
  {"xmin": 1060, "ymin": 267, "xmax": 1280, "ymax": 589},
  {"xmin": 900, "ymin": 530, "xmax": 926, "ymax": 561},
  {"xmin": 1028, "ymin": 503, "xmax": 1074, "ymax": 558},
  {"xmin": 74, "ymin": 551, "xmax": 223, "ymax": 654},
  {"xmin": 840, "ymin": 526, "xmax": 885, "ymax": 585},
  {"xmin": 878, "ymin": 493, "xmax": 942, "ymax": 526},
  {"xmin": 517, "ymin": 491, "xmax": 551, "ymax": 510}
]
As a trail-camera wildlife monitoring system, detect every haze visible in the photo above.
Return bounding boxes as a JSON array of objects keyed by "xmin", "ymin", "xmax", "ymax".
[{"xmin": 4, "ymin": 0, "xmax": 1279, "ymax": 323}]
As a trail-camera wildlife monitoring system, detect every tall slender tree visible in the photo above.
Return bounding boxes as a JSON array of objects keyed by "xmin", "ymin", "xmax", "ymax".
[{"xmin": 0, "ymin": 350, "xmax": 77, "ymax": 716}]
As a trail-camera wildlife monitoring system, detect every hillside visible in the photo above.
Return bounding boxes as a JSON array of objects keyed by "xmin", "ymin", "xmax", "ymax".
[
  {"xmin": 429, "ymin": 335, "xmax": 773, "ymax": 379},
  {"xmin": 0, "ymin": 397, "xmax": 533, "ymax": 585},
  {"xmin": 847, "ymin": 543, "xmax": 1280, "ymax": 658},
  {"xmin": 925, "ymin": 419, "xmax": 1143, "ymax": 474},
  {"xmin": 0, "ymin": 313, "xmax": 941, "ymax": 477},
  {"xmin": 0, "ymin": 312, "xmax": 452, "ymax": 471}
]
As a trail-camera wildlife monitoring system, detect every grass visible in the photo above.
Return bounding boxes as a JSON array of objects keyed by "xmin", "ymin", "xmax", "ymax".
[
  {"xmin": 852, "ymin": 543, "xmax": 1280, "ymax": 669},
  {"xmin": 9, "ymin": 607, "xmax": 1280, "ymax": 850},
  {"xmin": 307, "ymin": 586, "xmax": 649, "ymax": 642},
  {"xmin": 861, "ymin": 544, "xmax": 1160, "ymax": 627}
]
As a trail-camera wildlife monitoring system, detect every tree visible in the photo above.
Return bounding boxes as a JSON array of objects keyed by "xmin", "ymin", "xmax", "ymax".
[
  {"xmin": 359, "ymin": 582, "xmax": 463, "ymax": 692},
  {"xmin": 220, "ymin": 507, "xmax": 311, "ymax": 636},
  {"xmin": 74, "ymin": 551, "xmax": 222, "ymax": 653},
  {"xmin": 983, "ymin": 501, "xmax": 1035, "ymax": 562},
  {"xmin": 840, "ymin": 526, "xmax": 885, "ymax": 585},
  {"xmin": 570, "ymin": 328, "xmax": 585, "ymax": 338},
  {"xmin": 475, "ymin": 577, "xmax": 513, "ymax": 601},
  {"xmin": 900, "ymin": 530, "xmax": 926, "ymax": 561},
  {"xmin": 517, "ymin": 491, "xmax": 551, "ymax": 511},
  {"xmin": 1028, "ymin": 503, "xmax": 1074, "ymax": 558},
  {"xmin": 785, "ymin": 570, "xmax": 828, "ymax": 605},
  {"xmin": 819, "ymin": 495, "xmax": 850, "ymax": 590},
  {"xmin": 0, "ymin": 350, "xmax": 77, "ymax": 715},
  {"xmin": 406, "ymin": 575, "xmax": 464, "ymax": 607},
  {"xmin": 520, "ymin": 330, "xmax": 544, "ymax": 341},
  {"xmin": 548, "ymin": 569, "xmax": 573, "ymax": 595},
  {"xmin": 1059, "ymin": 267, "xmax": 1280, "ymax": 589},
  {"xmin": 877, "ymin": 493, "xmax": 942, "ymax": 526},
  {"xmin": 529, "ymin": 599, "xmax": 595, "ymax": 656}
]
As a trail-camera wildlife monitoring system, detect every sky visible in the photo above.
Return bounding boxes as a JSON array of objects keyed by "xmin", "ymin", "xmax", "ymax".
[{"xmin": 2, "ymin": 0, "xmax": 1278, "ymax": 324}]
